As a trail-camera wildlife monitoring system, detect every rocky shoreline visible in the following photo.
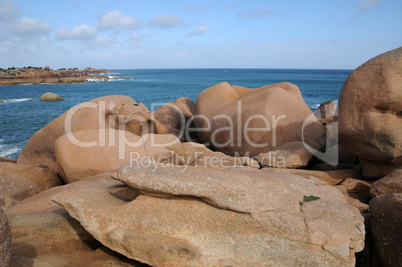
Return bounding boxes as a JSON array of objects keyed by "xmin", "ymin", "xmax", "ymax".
[
  {"xmin": 0, "ymin": 47, "xmax": 401, "ymax": 266},
  {"xmin": 0, "ymin": 66, "xmax": 108, "ymax": 86}
]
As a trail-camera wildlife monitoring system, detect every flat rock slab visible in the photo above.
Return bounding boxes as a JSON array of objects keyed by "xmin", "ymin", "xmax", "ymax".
[{"xmin": 53, "ymin": 165, "xmax": 365, "ymax": 266}]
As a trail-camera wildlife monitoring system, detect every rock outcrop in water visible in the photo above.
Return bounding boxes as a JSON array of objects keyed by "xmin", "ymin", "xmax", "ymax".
[
  {"xmin": 3, "ymin": 47, "xmax": 402, "ymax": 266},
  {"xmin": 39, "ymin": 92, "xmax": 64, "ymax": 101},
  {"xmin": 0, "ymin": 66, "xmax": 107, "ymax": 85}
]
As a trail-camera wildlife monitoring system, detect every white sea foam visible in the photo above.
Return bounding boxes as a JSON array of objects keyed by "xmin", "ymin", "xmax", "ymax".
[
  {"xmin": 0, "ymin": 147, "xmax": 20, "ymax": 158},
  {"xmin": 1, "ymin": 98, "xmax": 34, "ymax": 103},
  {"xmin": 87, "ymin": 75, "xmax": 123, "ymax": 82},
  {"xmin": 86, "ymin": 78, "xmax": 107, "ymax": 82},
  {"xmin": 309, "ymin": 104, "xmax": 321, "ymax": 111},
  {"xmin": 0, "ymin": 139, "xmax": 20, "ymax": 158},
  {"xmin": 107, "ymin": 75, "xmax": 124, "ymax": 81}
]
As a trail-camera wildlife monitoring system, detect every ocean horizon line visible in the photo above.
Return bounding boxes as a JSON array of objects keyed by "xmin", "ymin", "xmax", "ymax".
[{"xmin": 107, "ymin": 67, "xmax": 354, "ymax": 71}]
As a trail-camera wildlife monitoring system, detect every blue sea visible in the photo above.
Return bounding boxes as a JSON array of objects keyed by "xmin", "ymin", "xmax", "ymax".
[{"xmin": 0, "ymin": 69, "xmax": 352, "ymax": 159}]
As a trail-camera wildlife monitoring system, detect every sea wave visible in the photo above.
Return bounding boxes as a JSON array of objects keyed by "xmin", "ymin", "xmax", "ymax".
[
  {"xmin": 0, "ymin": 139, "xmax": 21, "ymax": 158},
  {"xmin": 309, "ymin": 99, "xmax": 339, "ymax": 112},
  {"xmin": 107, "ymin": 75, "xmax": 124, "ymax": 81},
  {"xmin": 0, "ymin": 147, "xmax": 20, "ymax": 158},
  {"xmin": 1, "ymin": 98, "xmax": 34, "ymax": 103},
  {"xmin": 309, "ymin": 104, "xmax": 321, "ymax": 109},
  {"xmin": 308, "ymin": 104, "xmax": 321, "ymax": 112},
  {"xmin": 86, "ymin": 78, "xmax": 107, "ymax": 82},
  {"xmin": 88, "ymin": 75, "xmax": 124, "ymax": 82}
]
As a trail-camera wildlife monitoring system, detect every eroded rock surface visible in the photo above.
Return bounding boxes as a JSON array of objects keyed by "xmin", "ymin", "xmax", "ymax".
[
  {"xmin": 338, "ymin": 47, "xmax": 402, "ymax": 178},
  {"xmin": 194, "ymin": 82, "xmax": 325, "ymax": 157},
  {"xmin": 17, "ymin": 95, "xmax": 168, "ymax": 172},
  {"xmin": 53, "ymin": 165, "xmax": 365, "ymax": 266},
  {"xmin": 6, "ymin": 173, "xmax": 146, "ymax": 266},
  {"xmin": 55, "ymin": 130, "xmax": 182, "ymax": 183},
  {"xmin": 370, "ymin": 169, "xmax": 402, "ymax": 198},
  {"xmin": 0, "ymin": 162, "xmax": 61, "ymax": 208},
  {"xmin": 0, "ymin": 208, "xmax": 11, "ymax": 266},
  {"xmin": 369, "ymin": 193, "xmax": 402, "ymax": 267}
]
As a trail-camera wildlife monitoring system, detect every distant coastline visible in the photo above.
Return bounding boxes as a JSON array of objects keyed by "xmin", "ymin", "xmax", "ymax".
[{"xmin": 0, "ymin": 66, "xmax": 108, "ymax": 86}]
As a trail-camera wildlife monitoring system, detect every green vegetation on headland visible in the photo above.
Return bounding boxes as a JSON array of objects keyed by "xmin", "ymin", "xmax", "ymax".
[{"xmin": 0, "ymin": 66, "xmax": 108, "ymax": 86}]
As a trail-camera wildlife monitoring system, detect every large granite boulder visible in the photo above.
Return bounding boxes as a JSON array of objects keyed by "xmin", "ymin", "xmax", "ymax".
[
  {"xmin": 152, "ymin": 97, "xmax": 198, "ymax": 142},
  {"xmin": 17, "ymin": 95, "xmax": 169, "ymax": 172},
  {"xmin": 0, "ymin": 207, "xmax": 11, "ymax": 266},
  {"xmin": 53, "ymin": 165, "xmax": 365, "ymax": 266},
  {"xmin": 0, "ymin": 162, "xmax": 61, "ymax": 208},
  {"xmin": 55, "ymin": 129, "xmax": 259, "ymax": 183},
  {"xmin": 0, "ymin": 162, "xmax": 60, "ymax": 191},
  {"xmin": 194, "ymin": 82, "xmax": 325, "ymax": 157},
  {"xmin": 55, "ymin": 129, "xmax": 183, "ymax": 183},
  {"xmin": 6, "ymin": 173, "xmax": 145, "ymax": 266},
  {"xmin": 255, "ymin": 141, "xmax": 313, "ymax": 168},
  {"xmin": 338, "ymin": 47, "xmax": 402, "ymax": 178},
  {"xmin": 370, "ymin": 169, "xmax": 402, "ymax": 198},
  {"xmin": 369, "ymin": 193, "xmax": 402, "ymax": 266}
]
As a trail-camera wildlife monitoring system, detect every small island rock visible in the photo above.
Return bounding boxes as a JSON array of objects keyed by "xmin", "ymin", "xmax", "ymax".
[{"xmin": 40, "ymin": 92, "xmax": 64, "ymax": 101}]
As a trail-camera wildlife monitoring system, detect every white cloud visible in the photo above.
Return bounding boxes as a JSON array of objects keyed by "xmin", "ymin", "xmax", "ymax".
[
  {"xmin": 148, "ymin": 15, "xmax": 182, "ymax": 28},
  {"xmin": 357, "ymin": 0, "xmax": 381, "ymax": 9},
  {"xmin": 0, "ymin": 0, "xmax": 20, "ymax": 22},
  {"xmin": 238, "ymin": 7, "xmax": 275, "ymax": 18},
  {"xmin": 55, "ymin": 24, "xmax": 97, "ymax": 40},
  {"xmin": 11, "ymin": 17, "xmax": 52, "ymax": 35},
  {"xmin": 0, "ymin": 1, "xmax": 51, "ymax": 37},
  {"xmin": 97, "ymin": 10, "xmax": 142, "ymax": 31},
  {"xmin": 187, "ymin": 24, "xmax": 209, "ymax": 36}
]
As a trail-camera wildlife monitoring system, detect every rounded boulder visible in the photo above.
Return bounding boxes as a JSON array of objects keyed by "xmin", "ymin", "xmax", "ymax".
[
  {"xmin": 338, "ymin": 47, "xmax": 402, "ymax": 178},
  {"xmin": 18, "ymin": 95, "xmax": 169, "ymax": 172},
  {"xmin": 39, "ymin": 92, "xmax": 64, "ymax": 101},
  {"xmin": 194, "ymin": 82, "xmax": 325, "ymax": 157}
]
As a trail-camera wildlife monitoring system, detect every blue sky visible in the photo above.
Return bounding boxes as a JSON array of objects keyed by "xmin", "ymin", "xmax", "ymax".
[{"xmin": 0, "ymin": 0, "xmax": 400, "ymax": 69}]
